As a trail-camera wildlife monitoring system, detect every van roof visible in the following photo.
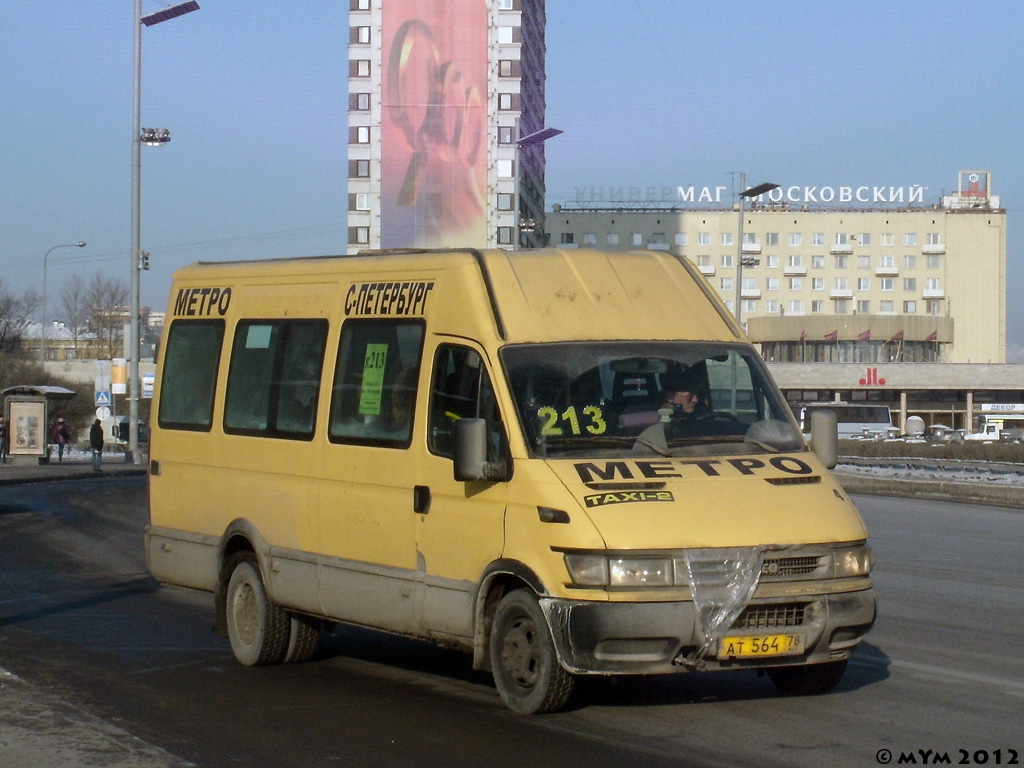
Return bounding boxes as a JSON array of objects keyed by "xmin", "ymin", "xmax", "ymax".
[{"xmin": 176, "ymin": 248, "xmax": 742, "ymax": 344}]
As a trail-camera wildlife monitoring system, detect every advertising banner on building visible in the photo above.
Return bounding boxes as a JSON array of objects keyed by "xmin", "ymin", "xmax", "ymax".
[{"xmin": 381, "ymin": 0, "xmax": 488, "ymax": 248}]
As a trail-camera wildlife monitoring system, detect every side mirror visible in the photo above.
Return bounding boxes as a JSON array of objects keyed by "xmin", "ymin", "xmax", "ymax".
[
  {"xmin": 810, "ymin": 410, "xmax": 839, "ymax": 469},
  {"xmin": 453, "ymin": 418, "xmax": 509, "ymax": 482}
]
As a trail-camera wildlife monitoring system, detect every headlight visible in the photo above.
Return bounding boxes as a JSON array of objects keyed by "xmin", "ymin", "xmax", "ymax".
[
  {"xmin": 564, "ymin": 554, "xmax": 673, "ymax": 587},
  {"xmin": 832, "ymin": 544, "xmax": 874, "ymax": 577},
  {"xmin": 609, "ymin": 557, "xmax": 673, "ymax": 587}
]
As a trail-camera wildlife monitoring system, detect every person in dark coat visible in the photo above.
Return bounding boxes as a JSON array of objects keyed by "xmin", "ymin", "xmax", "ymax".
[
  {"xmin": 52, "ymin": 418, "xmax": 72, "ymax": 461},
  {"xmin": 89, "ymin": 419, "xmax": 104, "ymax": 472}
]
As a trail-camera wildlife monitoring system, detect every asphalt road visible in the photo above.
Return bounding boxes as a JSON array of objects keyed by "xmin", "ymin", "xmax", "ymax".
[{"xmin": 0, "ymin": 477, "xmax": 1021, "ymax": 767}]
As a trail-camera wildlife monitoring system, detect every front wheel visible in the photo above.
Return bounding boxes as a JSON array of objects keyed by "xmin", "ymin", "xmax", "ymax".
[
  {"xmin": 490, "ymin": 590, "xmax": 574, "ymax": 714},
  {"xmin": 767, "ymin": 659, "xmax": 848, "ymax": 696},
  {"xmin": 225, "ymin": 558, "xmax": 290, "ymax": 666}
]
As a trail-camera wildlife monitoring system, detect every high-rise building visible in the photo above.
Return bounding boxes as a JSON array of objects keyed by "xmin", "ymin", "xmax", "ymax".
[{"xmin": 347, "ymin": 0, "xmax": 549, "ymax": 252}]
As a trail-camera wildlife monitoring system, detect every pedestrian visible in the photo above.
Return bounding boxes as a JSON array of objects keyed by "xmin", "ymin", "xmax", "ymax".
[
  {"xmin": 52, "ymin": 417, "xmax": 72, "ymax": 461},
  {"xmin": 0, "ymin": 414, "xmax": 8, "ymax": 464},
  {"xmin": 89, "ymin": 418, "xmax": 104, "ymax": 472}
]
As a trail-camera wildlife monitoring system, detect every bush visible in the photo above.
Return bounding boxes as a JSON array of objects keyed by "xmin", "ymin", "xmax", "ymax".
[{"xmin": 840, "ymin": 439, "xmax": 1024, "ymax": 463}]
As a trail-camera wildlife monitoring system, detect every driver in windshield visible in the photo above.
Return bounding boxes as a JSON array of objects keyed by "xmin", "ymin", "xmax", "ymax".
[{"xmin": 634, "ymin": 366, "xmax": 706, "ymax": 454}]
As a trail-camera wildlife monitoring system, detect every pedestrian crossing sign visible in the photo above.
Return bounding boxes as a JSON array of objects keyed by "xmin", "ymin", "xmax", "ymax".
[{"xmin": 95, "ymin": 391, "xmax": 112, "ymax": 407}]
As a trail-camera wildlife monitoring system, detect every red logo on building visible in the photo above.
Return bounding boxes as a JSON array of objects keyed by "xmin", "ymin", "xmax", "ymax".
[{"xmin": 859, "ymin": 368, "xmax": 885, "ymax": 386}]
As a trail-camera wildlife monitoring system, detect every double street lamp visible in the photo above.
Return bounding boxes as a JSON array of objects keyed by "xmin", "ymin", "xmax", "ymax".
[
  {"xmin": 733, "ymin": 174, "xmax": 780, "ymax": 327},
  {"xmin": 41, "ymin": 242, "xmax": 87, "ymax": 365},
  {"xmin": 129, "ymin": 0, "xmax": 199, "ymax": 464}
]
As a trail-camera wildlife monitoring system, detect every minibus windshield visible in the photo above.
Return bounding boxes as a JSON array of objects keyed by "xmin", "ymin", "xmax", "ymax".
[{"xmin": 501, "ymin": 342, "xmax": 805, "ymax": 459}]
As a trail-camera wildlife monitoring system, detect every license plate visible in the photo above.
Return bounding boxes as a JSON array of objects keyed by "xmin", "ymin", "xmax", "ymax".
[{"xmin": 717, "ymin": 633, "xmax": 804, "ymax": 659}]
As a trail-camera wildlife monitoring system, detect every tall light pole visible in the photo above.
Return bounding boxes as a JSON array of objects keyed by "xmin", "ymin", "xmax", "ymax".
[
  {"xmin": 514, "ymin": 126, "xmax": 562, "ymax": 248},
  {"xmin": 130, "ymin": 0, "xmax": 199, "ymax": 464},
  {"xmin": 733, "ymin": 175, "xmax": 780, "ymax": 326},
  {"xmin": 41, "ymin": 242, "xmax": 86, "ymax": 365}
]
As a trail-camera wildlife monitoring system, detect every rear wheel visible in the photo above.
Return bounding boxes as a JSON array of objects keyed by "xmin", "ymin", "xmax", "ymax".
[
  {"xmin": 225, "ymin": 558, "xmax": 290, "ymax": 666},
  {"xmin": 767, "ymin": 659, "xmax": 848, "ymax": 696},
  {"xmin": 490, "ymin": 590, "xmax": 574, "ymax": 714}
]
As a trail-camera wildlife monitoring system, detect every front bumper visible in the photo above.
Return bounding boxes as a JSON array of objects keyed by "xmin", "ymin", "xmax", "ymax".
[{"xmin": 542, "ymin": 588, "xmax": 876, "ymax": 675}]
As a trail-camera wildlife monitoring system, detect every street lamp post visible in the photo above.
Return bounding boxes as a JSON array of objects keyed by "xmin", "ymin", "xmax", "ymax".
[
  {"xmin": 129, "ymin": 0, "xmax": 199, "ymax": 464},
  {"xmin": 41, "ymin": 242, "xmax": 86, "ymax": 365},
  {"xmin": 514, "ymin": 126, "xmax": 562, "ymax": 249},
  {"xmin": 733, "ymin": 175, "xmax": 780, "ymax": 327}
]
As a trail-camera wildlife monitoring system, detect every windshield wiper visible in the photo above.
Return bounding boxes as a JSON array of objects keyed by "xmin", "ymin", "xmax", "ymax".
[
  {"xmin": 539, "ymin": 435, "xmax": 640, "ymax": 449},
  {"xmin": 663, "ymin": 434, "xmax": 783, "ymax": 453}
]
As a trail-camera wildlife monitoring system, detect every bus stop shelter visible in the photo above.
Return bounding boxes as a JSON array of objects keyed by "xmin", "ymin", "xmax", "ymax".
[{"xmin": 2, "ymin": 385, "xmax": 76, "ymax": 465}]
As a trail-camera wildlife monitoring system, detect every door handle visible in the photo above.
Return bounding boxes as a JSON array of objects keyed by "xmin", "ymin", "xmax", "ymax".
[{"xmin": 413, "ymin": 485, "xmax": 431, "ymax": 514}]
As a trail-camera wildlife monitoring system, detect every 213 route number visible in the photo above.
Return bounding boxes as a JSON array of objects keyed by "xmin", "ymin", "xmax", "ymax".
[{"xmin": 538, "ymin": 405, "xmax": 607, "ymax": 436}]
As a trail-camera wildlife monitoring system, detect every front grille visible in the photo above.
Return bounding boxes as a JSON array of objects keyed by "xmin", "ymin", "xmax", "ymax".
[
  {"xmin": 762, "ymin": 555, "xmax": 822, "ymax": 577},
  {"xmin": 733, "ymin": 602, "xmax": 807, "ymax": 629}
]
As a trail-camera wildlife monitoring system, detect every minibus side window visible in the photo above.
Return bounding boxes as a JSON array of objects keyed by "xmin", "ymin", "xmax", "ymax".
[
  {"xmin": 223, "ymin": 319, "xmax": 327, "ymax": 440},
  {"xmin": 158, "ymin": 320, "xmax": 224, "ymax": 431},
  {"xmin": 428, "ymin": 345, "xmax": 504, "ymax": 461},
  {"xmin": 329, "ymin": 320, "xmax": 425, "ymax": 447}
]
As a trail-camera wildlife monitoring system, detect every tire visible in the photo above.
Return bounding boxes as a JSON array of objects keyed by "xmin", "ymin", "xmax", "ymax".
[
  {"xmin": 283, "ymin": 614, "xmax": 321, "ymax": 664},
  {"xmin": 225, "ymin": 559, "xmax": 290, "ymax": 666},
  {"xmin": 490, "ymin": 590, "xmax": 574, "ymax": 714},
  {"xmin": 767, "ymin": 659, "xmax": 848, "ymax": 696}
]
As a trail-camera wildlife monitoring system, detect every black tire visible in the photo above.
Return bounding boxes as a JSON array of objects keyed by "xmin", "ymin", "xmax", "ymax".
[
  {"xmin": 490, "ymin": 590, "xmax": 575, "ymax": 714},
  {"xmin": 225, "ymin": 559, "xmax": 290, "ymax": 666},
  {"xmin": 283, "ymin": 614, "xmax": 321, "ymax": 664},
  {"xmin": 767, "ymin": 659, "xmax": 848, "ymax": 696}
]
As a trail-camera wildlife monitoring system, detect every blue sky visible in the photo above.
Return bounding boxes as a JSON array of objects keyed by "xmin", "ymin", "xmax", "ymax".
[{"xmin": 2, "ymin": 1, "xmax": 1022, "ymax": 356}]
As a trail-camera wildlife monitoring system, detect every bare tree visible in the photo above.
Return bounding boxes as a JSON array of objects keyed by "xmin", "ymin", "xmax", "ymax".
[
  {"xmin": 60, "ymin": 274, "xmax": 91, "ymax": 357},
  {"xmin": 85, "ymin": 273, "xmax": 130, "ymax": 360},
  {"xmin": 0, "ymin": 279, "xmax": 40, "ymax": 355}
]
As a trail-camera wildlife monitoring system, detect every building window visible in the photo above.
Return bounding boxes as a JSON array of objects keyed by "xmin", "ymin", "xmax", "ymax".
[
  {"xmin": 497, "ymin": 226, "xmax": 513, "ymax": 245},
  {"xmin": 812, "ymin": 233, "xmax": 825, "ymax": 246},
  {"xmin": 349, "ymin": 226, "xmax": 369, "ymax": 245},
  {"xmin": 834, "ymin": 254, "xmax": 848, "ymax": 269},
  {"xmin": 927, "ymin": 254, "xmax": 942, "ymax": 269},
  {"xmin": 765, "ymin": 232, "xmax": 779, "ymax": 246},
  {"xmin": 498, "ymin": 59, "xmax": 521, "ymax": 77},
  {"xmin": 720, "ymin": 254, "xmax": 734, "ymax": 268},
  {"xmin": 788, "ymin": 277, "xmax": 802, "ymax": 290},
  {"xmin": 926, "ymin": 300, "xmax": 942, "ymax": 315},
  {"xmin": 789, "ymin": 300, "xmax": 804, "ymax": 314},
  {"xmin": 674, "ymin": 233, "xmax": 687, "ymax": 246},
  {"xmin": 498, "ymin": 93, "xmax": 521, "ymax": 111},
  {"xmin": 765, "ymin": 277, "xmax": 779, "ymax": 291},
  {"xmin": 857, "ymin": 278, "xmax": 871, "ymax": 291},
  {"xmin": 812, "ymin": 277, "xmax": 824, "ymax": 291},
  {"xmin": 350, "ymin": 59, "xmax": 371, "ymax": 78},
  {"xmin": 858, "ymin": 233, "xmax": 872, "ymax": 246},
  {"xmin": 904, "ymin": 277, "xmax": 917, "ymax": 291},
  {"xmin": 349, "ymin": 125, "xmax": 371, "ymax": 144},
  {"xmin": 742, "ymin": 232, "xmax": 757, "ymax": 246},
  {"xmin": 766, "ymin": 254, "xmax": 779, "ymax": 268},
  {"xmin": 834, "ymin": 299, "xmax": 848, "ymax": 314},
  {"xmin": 834, "ymin": 233, "xmax": 849, "ymax": 246},
  {"xmin": 496, "ymin": 193, "xmax": 514, "ymax": 211},
  {"xmin": 350, "ymin": 0, "xmax": 370, "ymax": 9},
  {"xmin": 349, "ymin": 159, "xmax": 370, "ymax": 178},
  {"xmin": 351, "ymin": 26, "xmax": 371, "ymax": 44},
  {"xmin": 583, "ymin": 233, "xmax": 597, "ymax": 246},
  {"xmin": 811, "ymin": 300, "xmax": 824, "ymax": 314},
  {"xmin": 789, "ymin": 233, "xmax": 802, "ymax": 247},
  {"xmin": 881, "ymin": 233, "xmax": 894, "ymax": 246},
  {"xmin": 607, "ymin": 233, "xmax": 620, "ymax": 246},
  {"xmin": 835, "ymin": 277, "xmax": 849, "ymax": 290},
  {"xmin": 697, "ymin": 254, "xmax": 712, "ymax": 267},
  {"xmin": 742, "ymin": 277, "xmax": 757, "ymax": 290},
  {"xmin": 811, "ymin": 254, "xmax": 825, "ymax": 269},
  {"xmin": 632, "ymin": 233, "xmax": 643, "ymax": 246},
  {"xmin": 720, "ymin": 277, "xmax": 734, "ymax": 291},
  {"xmin": 498, "ymin": 0, "xmax": 515, "ymax": 9},
  {"xmin": 880, "ymin": 254, "xmax": 895, "ymax": 268},
  {"xmin": 857, "ymin": 300, "xmax": 870, "ymax": 314},
  {"xmin": 880, "ymin": 300, "xmax": 894, "ymax": 312},
  {"xmin": 498, "ymin": 26, "xmax": 516, "ymax": 44},
  {"xmin": 498, "ymin": 126, "xmax": 515, "ymax": 144},
  {"xmin": 904, "ymin": 233, "xmax": 917, "ymax": 247},
  {"xmin": 742, "ymin": 300, "xmax": 757, "ymax": 314},
  {"xmin": 698, "ymin": 232, "xmax": 711, "ymax": 246},
  {"xmin": 927, "ymin": 232, "xmax": 942, "ymax": 245},
  {"xmin": 721, "ymin": 233, "xmax": 734, "ymax": 246},
  {"xmin": 857, "ymin": 254, "xmax": 871, "ymax": 269},
  {"xmin": 650, "ymin": 232, "xmax": 667, "ymax": 245},
  {"xmin": 926, "ymin": 277, "xmax": 941, "ymax": 291},
  {"xmin": 560, "ymin": 233, "xmax": 574, "ymax": 245},
  {"xmin": 904, "ymin": 254, "xmax": 917, "ymax": 269},
  {"xmin": 349, "ymin": 92, "xmax": 371, "ymax": 111},
  {"xmin": 880, "ymin": 278, "xmax": 894, "ymax": 291},
  {"xmin": 788, "ymin": 255, "xmax": 803, "ymax": 267},
  {"xmin": 497, "ymin": 159, "xmax": 513, "ymax": 177},
  {"xmin": 348, "ymin": 193, "xmax": 371, "ymax": 211},
  {"xmin": 904, "ymin": 300, "xmax": 917, "ymax": 313},
  {"xmin": 765, "ymin": 300, "xmax": 779, "ymax": 313}
]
